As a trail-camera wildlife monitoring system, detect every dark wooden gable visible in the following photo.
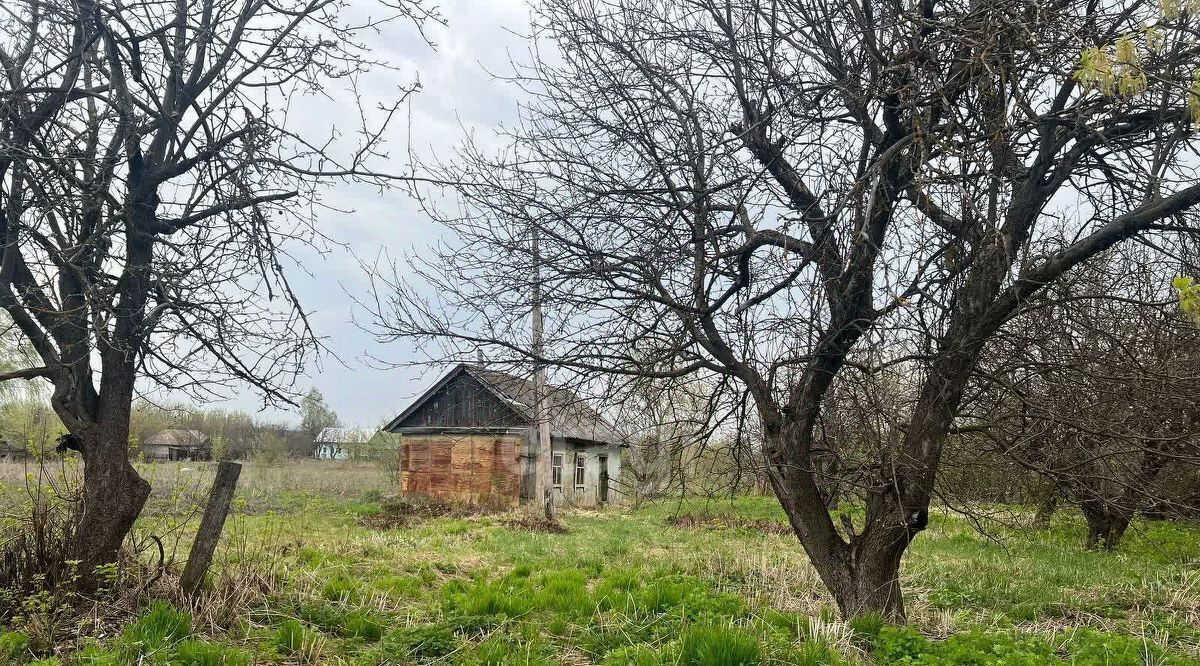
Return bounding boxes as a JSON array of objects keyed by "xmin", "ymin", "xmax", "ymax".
[{"xmin": 392, "ymin": 368, "xmax": 529, "ymax": 430}]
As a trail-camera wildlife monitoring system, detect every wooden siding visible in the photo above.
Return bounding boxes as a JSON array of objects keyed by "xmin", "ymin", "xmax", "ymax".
[
  {"xmin": 400, "ymin": 433, "xmax": 524, "ymax": 505},
  {"xmin": 396, "ymin": 372, "xmax": 528, "ymax": 430}
]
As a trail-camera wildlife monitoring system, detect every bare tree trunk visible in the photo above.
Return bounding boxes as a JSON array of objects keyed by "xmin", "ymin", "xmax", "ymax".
[
  {"xmin": 1033, "ymin": 488, "xmax": 1058, "ymax": 529},
  {"xmin": 765, "ymin": 425, "xmax": 913, "ymax": 621},
  {"xmin": 1079, "ymin": 498, "xmax": 1130, "ymax": 551},
  {"xmin": 72, "ymin": 428, "xmax": 151, "ymax": 581}
]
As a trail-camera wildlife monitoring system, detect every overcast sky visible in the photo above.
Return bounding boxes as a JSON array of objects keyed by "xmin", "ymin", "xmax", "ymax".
[{"xmin": 213, "ymin": 0, "xmax": 534, "ymax": 428}]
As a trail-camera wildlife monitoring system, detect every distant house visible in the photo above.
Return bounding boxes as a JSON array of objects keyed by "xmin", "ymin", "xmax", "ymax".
[
  {"xmin": 313, "ymin": 427, "xmax": 374, "ymax": 460},
  {"xmin": 383, "ymin": 364, "xmax": 623, "ymax": 507},
  {"xmin": 0, "ymin": 440, "xmax": 28, "ymax": 463},
  {"xmin": 143, "ymin": 429, "xmax": 212, "ymax": 462}
]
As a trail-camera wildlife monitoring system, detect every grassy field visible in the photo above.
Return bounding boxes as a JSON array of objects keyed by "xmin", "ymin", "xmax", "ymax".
[{"xmin": 1, "ymin": 460, "xmax": 1199, "ymax": 665}]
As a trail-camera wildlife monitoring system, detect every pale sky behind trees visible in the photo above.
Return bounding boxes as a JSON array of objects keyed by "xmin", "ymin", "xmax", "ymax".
[{"xmin": 198, "ymin": 0, "xmax": 532, "ymax": 427}]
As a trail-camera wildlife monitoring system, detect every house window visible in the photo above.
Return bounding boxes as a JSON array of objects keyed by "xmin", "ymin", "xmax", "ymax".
[
  {"xmin": 552, "ymin": 453, "xmax": 564, "ymax": 488},
  {"xmin": 574, "ymin": 453, "xmax": 586, "ymax": 488}
]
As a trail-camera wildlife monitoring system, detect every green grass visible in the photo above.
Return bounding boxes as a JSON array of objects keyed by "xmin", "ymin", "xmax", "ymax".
[{"xmin": 2, "ymin": 464, "xmax": 1199, "ymax": 664}]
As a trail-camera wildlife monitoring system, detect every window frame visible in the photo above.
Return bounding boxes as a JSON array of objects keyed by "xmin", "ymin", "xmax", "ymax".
[
  {"xmin": 552, "ymin": 452, "xmax": 564, "ymax": 488},
  {"xmin": 574, "ymin": 452, "xmax": 586, "ymax": 489}
]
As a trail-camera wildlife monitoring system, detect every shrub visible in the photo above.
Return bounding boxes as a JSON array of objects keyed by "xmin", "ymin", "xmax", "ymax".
[
  {"xmin": 677, "ymin": 625, "xmax": 761, "ymax": 666},
  {"xmin": 0, "ymin": 496, "xmax": 82, "ymax": 621}
]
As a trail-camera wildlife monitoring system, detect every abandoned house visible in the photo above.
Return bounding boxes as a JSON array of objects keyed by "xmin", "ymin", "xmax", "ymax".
[
  {"xmin": 383, "ymin": 364, "xmax": 623, "ymax": 507},
  {"xmin": 313, "ymin": 427, "xmax": 375, "ymax": 460},
  {"xmin": 142, "ymin": 429, "xmax": 212, "ymax": 462},
  {"xmin": 0, "ymin": 440, "xmax": 28, "ymax": 463}
]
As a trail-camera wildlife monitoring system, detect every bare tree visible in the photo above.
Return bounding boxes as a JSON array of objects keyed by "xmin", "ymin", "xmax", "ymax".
[
  {"xmin": 0, "ymin": 0, "xmax": 435, "ymax": 577},
  {"xmin": 368, "ymin": 0, "xmax": 1200, "ymax": 619},
  {"xmin": 968, "ymin": 245, "xmax": 1200, "ymax": 550}
]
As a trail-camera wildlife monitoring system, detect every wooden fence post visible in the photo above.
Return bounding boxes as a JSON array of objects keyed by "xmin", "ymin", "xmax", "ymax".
[{"xmin": 181, "ymin": 460, "xmax": 242, "ymax": 595}]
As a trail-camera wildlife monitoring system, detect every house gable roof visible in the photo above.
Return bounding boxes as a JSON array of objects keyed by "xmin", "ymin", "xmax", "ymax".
[
  {"xmin": 385, "ymin": 364, "xmax": 621, "ymax": 445},
  {"xmin": 144, "ymin": 429, "xmax": 210, "ymax": 448}
]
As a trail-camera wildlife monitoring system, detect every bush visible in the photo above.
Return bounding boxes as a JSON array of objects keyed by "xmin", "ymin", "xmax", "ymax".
[{"xmin": 677, "ymin": 625, "xmax": 761, "ymax": 666}]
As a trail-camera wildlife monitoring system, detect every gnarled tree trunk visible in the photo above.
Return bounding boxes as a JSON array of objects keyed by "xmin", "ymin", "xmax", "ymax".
[
  {"xmin": 1033, "ymin": 491, "xmax": 1058, "ymax": 530},
  {"xmin": 66, "ymin": 420, "xmax": 151, "ymax": 581},
  {"xmin": 765, "ymin": 421, "xmax": 924, "ymax": 621},
  {"xmin": 1079, "ymin": 498, "xmax": 1130, "ymax": 551}
]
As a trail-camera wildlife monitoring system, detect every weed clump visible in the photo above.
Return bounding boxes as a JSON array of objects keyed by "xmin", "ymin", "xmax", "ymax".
[
  {"xmin": 0, "ymin": 632, "xmax": 30, "ymax": 664},
  {"xmin": 120, "ymin": 601, "xmax": 191, "ymax": 656},
  {"xmin": 678, "ymin": 624, "xmax": 762, "ymax": 665},
  {"xmin": 381, "ymin": 624, "xmax": 458, "ymax": 660},
  {"xmin": 273, "ymin": 619, "xmax": 308, "ymax": 655}
]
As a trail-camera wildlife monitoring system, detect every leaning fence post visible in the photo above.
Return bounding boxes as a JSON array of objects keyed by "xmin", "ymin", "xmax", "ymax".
[{"xmin": 180, "ymin": 460, "xmax": 242, "ymax": 595}]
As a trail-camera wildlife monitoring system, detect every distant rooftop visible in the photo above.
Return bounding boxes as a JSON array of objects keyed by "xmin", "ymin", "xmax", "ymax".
[
  {"xmin": 145, "ymin": 429, "xmax": 210, "ymax": 448},
  {"xmin": 314, "ymin": 427, "xmax": 375, "ymax": 444}
]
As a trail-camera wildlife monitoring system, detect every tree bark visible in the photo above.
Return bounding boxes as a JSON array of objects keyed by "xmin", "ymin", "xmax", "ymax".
[
  {"xmin": 1080, "ymin": 499, "xmax": 1129, "ymax": 551},
  {"xmin": 1033, "ymin": 489, "xmax": 1058, "ymax": 529},
  {"xmin": 72, "ymin": 428, "xmax": 151, "ymax": 583},
  {"xmin": 765, "ymin": 424, "xmax": 915, "ymax": 621}
]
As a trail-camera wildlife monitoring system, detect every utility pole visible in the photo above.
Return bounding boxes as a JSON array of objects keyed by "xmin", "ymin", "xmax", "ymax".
[{"xmin": 531, "ymin": 227, "xmax": 556, "ymax": 521}]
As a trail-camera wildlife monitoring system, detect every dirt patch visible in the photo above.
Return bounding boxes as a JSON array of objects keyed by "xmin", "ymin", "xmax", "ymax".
[
  {"xmin": 665, "ymin": 512, "xmax": 792, "ymax": 535},
  {"xmin": 500, "ymin": 515, "xmax": 569, "ymax": 534},
  {"xmin": 360, "ymin": 494, "xmax": 507, "ymax": 530}
]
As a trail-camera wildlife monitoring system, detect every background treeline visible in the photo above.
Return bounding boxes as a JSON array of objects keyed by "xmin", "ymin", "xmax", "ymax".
[{"xmin": 0, "ymin": 397, "xmax": 313, "ymax": 462}]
